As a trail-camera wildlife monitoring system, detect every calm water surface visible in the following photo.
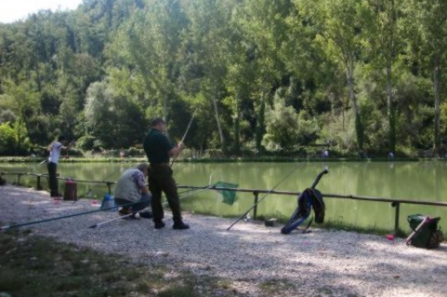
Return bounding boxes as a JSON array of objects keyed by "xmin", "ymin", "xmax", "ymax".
[{"xmin": 2, "ymin": 161, "xmax": 446, "ymax": 232}]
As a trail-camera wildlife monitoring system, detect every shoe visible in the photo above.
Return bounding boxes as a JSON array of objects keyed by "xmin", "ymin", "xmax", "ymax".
[
  {"xmin": 173, "ymin": 222, "xmax": 190, "ymax": 230},
  {"xmin": 119, "ymin": 208, "xmax": 138, "ymax": 219},
  {"xmin": 139, "ymin": 211, "xmax": 153, "ymax": 219},
  {"xmin": 154, "ymin": 221, "xmax": 165, "ymax": 229},
  {"xmin": 119, "ymin": 208, "xmax": 132, "ymax": 216}
]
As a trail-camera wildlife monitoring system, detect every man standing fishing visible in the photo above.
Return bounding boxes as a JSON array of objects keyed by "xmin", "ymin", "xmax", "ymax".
[
  {"xmin": 143, "ymin": 118, "xmax": 189, "ymax": 230},
  {"xmin": 47, "ymin": 135, "xmax": 69, "ymax": 197}
]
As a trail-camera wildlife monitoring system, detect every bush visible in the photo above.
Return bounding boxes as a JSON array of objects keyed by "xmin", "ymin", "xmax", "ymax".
[
  {"xmin": 67, "ymin": 148, "xmax": 84, "ymax": 157},
  {"xmin": 204, "ymin": 149, "xmax": 223, "ymax": 158},
  {"xmin": 126, "ymin": 147, "xmax": 145, "ymax": 157},
  {"xmin": 76, "ymin": 135, "xmax": 96, "ymax": 151},
  {"xmin": 0, "ymin": 121, "xmax": 31, "ymax": 156},
  {"xmin": 0, "ymin": 122, "xmax": 15, "ymax": 155}
]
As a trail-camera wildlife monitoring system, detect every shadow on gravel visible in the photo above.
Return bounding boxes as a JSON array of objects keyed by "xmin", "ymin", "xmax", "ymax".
[{"xmin": 2, "ymin": 186, "xmax": 447, "ymax": 297}]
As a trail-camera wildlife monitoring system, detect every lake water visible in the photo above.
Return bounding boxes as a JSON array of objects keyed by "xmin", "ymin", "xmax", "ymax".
[{"xmin": 1, "ymin": 161, "xmax": 446, "ymax": 232}]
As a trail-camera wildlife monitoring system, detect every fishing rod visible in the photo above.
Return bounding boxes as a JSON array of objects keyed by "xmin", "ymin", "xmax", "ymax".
[
  {"xmin": 170, "ymin": 109, "xmax": 197, "ymax": 167},
  {"xmin": 37, "ymin": 93, "xmax": 99, "ymax": 165},
  {"xmin": 37, "ymin": 140, "xmax": 76, "ymax": 165},
  {"xmin": 89, "ymin": 213, "xmax": 134, "ymax": 228},
  {"xmin": 0, "ymin": 201, "xmax": 138, "ymax": 232},
  {"xmin": 177, "ymin": 172, "xmax": 214, "ymax": 197},
  {"xmin": 226, "ymin": 165, "xmax": 327, "ymax": 231},
  {"xmin": 72, "ymin": 159, "xmax": 134, "ymax": 204},
  {"xmin": 89, "ymin": 173, "xmax": 214, "ymax": 229},
  {"xmin": 89, "ymin": 180, "xmax": 191, "ymax": 230}
]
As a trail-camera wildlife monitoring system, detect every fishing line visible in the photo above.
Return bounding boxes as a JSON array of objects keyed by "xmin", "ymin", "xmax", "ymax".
[
  {"xmin": 178, "ymin": 172, "xmax": 215, "ymax": 199},
  {"xmin": 227, "ymin": 163, "xmax": 308, "ymax": 231},
  {"xmin": 37, "ymin": 91, "xmax": 98, "ymax": 165},
  {"xmin": 0, "ymin": 201, "xmax": 138, "ymax": 231},
  {"xmin": 72, "ymin": 160, "xmax": 134, "ymax": 204}
]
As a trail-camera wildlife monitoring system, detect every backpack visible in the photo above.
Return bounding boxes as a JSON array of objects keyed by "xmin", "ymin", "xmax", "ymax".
[{"xmin": 407, "ymin": 214, "xmax": 444, "ymax": 249}]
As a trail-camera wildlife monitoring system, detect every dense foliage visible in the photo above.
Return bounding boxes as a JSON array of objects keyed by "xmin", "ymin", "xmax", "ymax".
[{"xmin": 0, "ymin": 0, "xmax": 446, "ymax": 157}]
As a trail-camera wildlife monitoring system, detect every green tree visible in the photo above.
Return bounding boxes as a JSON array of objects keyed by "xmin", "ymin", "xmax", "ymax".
[
  {"xmin": 83, "ymin": 81, "xmax": 148, "ymax": 149},
  {"xmin": 362, "ymin": 0, "xmax": 404, "ymax": 154},
  {"xmin": 0, "ymin": 122, "xmax": 15, "ymax": 155},
  {"xmin": 263, "ymin": 95, "xmax": 299, "ymax": 151},
  {"xmin": 297, "ymin": 0, "xmax": 365, "ymax": 151},
  {"xmin": 0, "ymin": 79, "xmax": 40, "ymax": 142},
  {"xmin": 235, "ymin": 0, "xmax": 290, "ymax": 153},
  {"xmin": 109, "ymin": 0, "xmax": 187, "ymax": 122},
  {"xmin": 224, "ymin": 34, "xmax": 256, "ymax": 154},
  {"xmin": 404, "ymin": 0, "xmax": 447, "ymax": 156},
  {"xmin": 185, "ymin": 0, "xmax": 236, "ymax": 152}
]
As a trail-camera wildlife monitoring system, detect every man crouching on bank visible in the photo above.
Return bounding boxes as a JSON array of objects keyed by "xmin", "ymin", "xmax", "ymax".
[{"xmin": 114, "ymin": 163, "xmax": 153, "ymax": 219}]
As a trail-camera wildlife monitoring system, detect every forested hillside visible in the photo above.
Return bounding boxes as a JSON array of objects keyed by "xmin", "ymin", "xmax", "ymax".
[{"xmin": 0, "ymin": 0, "xmax": 446, "ymax": 158}]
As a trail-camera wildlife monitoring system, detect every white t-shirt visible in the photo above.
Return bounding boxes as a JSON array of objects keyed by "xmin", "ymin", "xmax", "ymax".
[{"xmin": 48, "ymin": 141, "xmax": 63, "ymax": 164}]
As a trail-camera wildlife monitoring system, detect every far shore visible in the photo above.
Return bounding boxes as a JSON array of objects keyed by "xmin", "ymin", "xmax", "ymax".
[{"xmin": 0, "ymin": 156, "xmax": 441, "ymax": 163}]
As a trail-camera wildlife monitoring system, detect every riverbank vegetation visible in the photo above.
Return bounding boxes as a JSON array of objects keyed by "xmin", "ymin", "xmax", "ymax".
[
  {"xmin": 1, "ymin": 0, "xmax": 446, "ymax": 159},
  {"xmin": 0, "ymin": 155, "xmax": 426, "ymax": 163}
]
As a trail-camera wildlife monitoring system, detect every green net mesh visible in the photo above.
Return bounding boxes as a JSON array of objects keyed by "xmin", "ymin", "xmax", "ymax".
[{"xmin": 214, "ymin": 181, "xmax": 238, "ymax": 205}]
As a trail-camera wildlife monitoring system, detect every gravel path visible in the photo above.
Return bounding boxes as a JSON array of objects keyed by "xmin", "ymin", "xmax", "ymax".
[{"xmin": 1, "ymin": 185, "xmax": 446, "ymax": 297}]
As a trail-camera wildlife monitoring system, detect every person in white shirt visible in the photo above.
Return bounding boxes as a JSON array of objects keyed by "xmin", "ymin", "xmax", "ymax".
[{"xmin": 47, "ymin": 135, "xmax": 69, "ymax": 197}]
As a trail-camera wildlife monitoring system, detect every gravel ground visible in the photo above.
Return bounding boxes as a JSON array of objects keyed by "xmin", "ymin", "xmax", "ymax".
[{"xmin": 1, "ymin": 185, "xmax": 446, "ymax": 297}]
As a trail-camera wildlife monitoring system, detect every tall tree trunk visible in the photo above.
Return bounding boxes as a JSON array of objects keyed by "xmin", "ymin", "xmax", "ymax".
[
  {"xmin": 255, "ymin": 86, "xmax": 266, "ymax": 154},
  {"xmin": 212, "ymin": 87, "xmax": 225, "ymax": 153},
  {"xmin": 234, "ymin": 93, "xmax": 241, "ymax": 155},
  {"xmin": 346, "ymin": 61, "xmax": 363, "ymax": 151},
  {"xmin": 386, "ymin": 0, "xmax": 396, "ymax": 155},
  {"xmin": 433, "ymin": 53, "xmax": 441, "ymax": 157},
  {"xmin": 386, "ymin": 65, "xmax": 395, "ymax": 154}
]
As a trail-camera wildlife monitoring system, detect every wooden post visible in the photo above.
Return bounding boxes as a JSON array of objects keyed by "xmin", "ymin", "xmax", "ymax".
[
  {"xmin": 36, "ymin": 175, "xmax": 42, "ymax": 190},
  {"xmin": 393, "ymin": 201, "xmax": 400, "ymax": 235},
  {"xmin": 253, "ymin": 191, "xmax": 259, "ymax": 220},
  {"xmin": 106, "ymin": 182, "xmax": 112, "ymax": 194}
]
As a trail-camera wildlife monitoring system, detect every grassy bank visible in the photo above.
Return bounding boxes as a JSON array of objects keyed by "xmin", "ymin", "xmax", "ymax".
[{"xmin": 0, "ymin": 228, "xmax": 248, "ymax": 297}]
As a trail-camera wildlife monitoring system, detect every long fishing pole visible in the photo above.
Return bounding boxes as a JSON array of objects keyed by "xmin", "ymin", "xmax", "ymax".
[
  {"xmin": 73, "ymin": 159, "xmax": 134, "ymax": 204},
  {"xmin": 226, "ymin": 165, "xmax": 326, "ymax": 231},
  {"xmin": 37, "ymin": 93, "xmax": 98, "ymax": 165},
  {"xmin": 89, "ymin": 167, "xmax": 205, "ymax": 229},
  {"xmin": 37, "ymin": 140, "xmax": 76, "ymax": 165},
  {"xmin": 89, "ymin": 213, "xmax": 133, "ymax": 228},
  {"xmin": 178, "ymin": 172, "xmax": 214, "ymax": 196},
  {"xmin": 170, "ymin": 109, "xmax": 197, "ymax": 167},
  {"xmin": 0, "ymin": 201, "xmax": 138, "ymax": 231}
]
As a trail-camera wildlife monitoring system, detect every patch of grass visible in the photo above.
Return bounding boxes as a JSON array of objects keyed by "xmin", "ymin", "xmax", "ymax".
[
  {"xmin": 0, "ymin": 228, "xmax": 247, "ymax": 297},
  {"xmin": 157, "ymin": 285, "xmax": 195, "ymax": 297},
  {"xmin": 0, "ymin": 231, "xmax": 142, "ymax": 296},
  {"xmin": 317, "ymin": 286, "xmax": 333, "ymax": 295},
  {"xmin": 259, "ymin": 279, "xmax": 295, "ymax": 294}
]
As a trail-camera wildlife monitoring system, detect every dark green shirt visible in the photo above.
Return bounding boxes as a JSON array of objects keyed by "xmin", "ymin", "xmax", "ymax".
[{"xmin": 143, "ymin": 128, "xmax": 174, "ymax": 164}]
